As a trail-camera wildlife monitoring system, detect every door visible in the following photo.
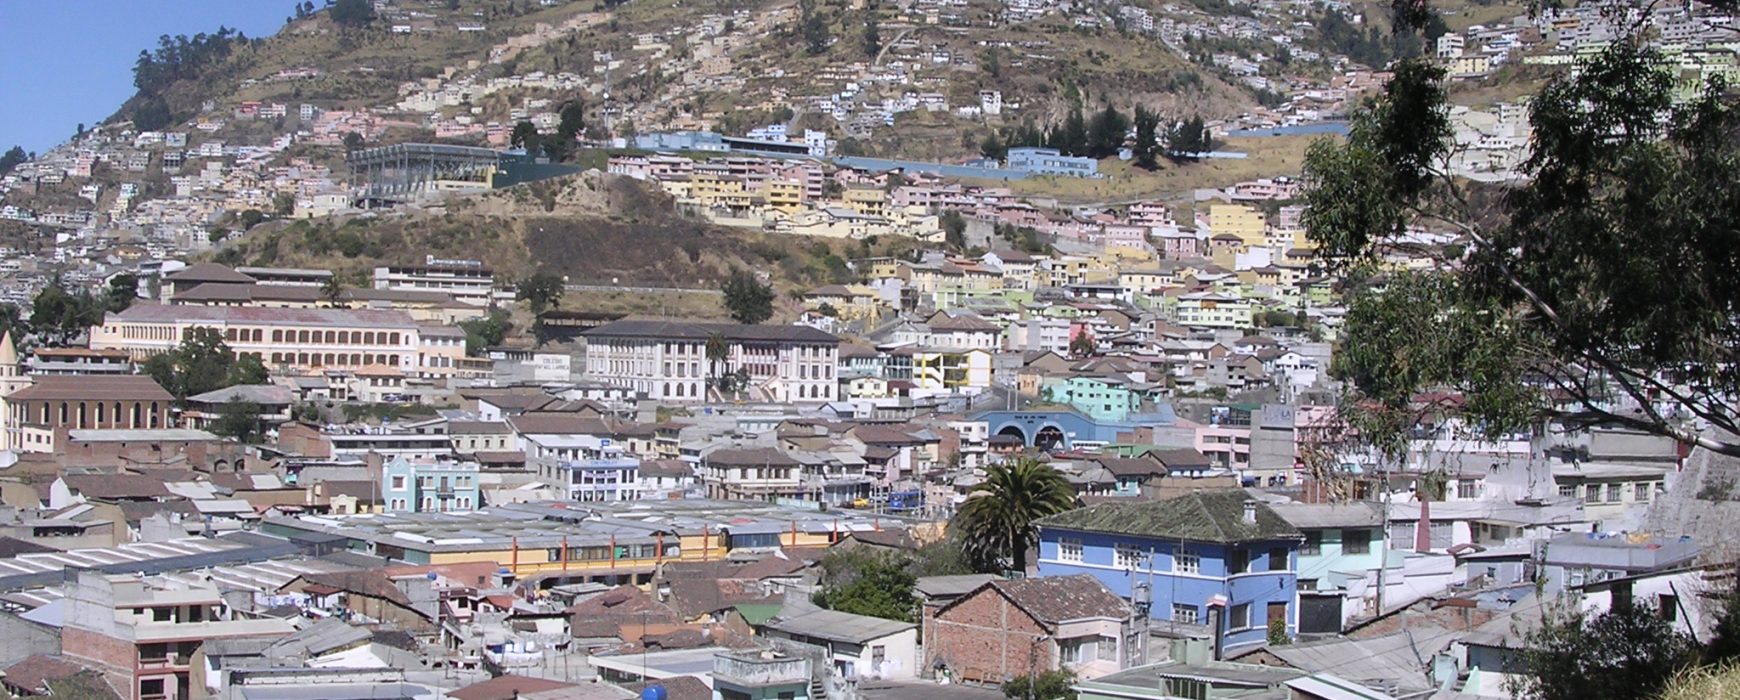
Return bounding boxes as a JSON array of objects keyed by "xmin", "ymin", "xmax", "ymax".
[
  {"xmin": 1299, "ymin": 594, "xmax": 1341, "ymax": 634},
  {"xmin": 1267, "ymin": 601, "xmax": 1288, "ymax": 632}
]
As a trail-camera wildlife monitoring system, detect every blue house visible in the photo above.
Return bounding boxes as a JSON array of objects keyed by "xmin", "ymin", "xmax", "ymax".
[
  {"xmin": 382, "ymin": 458, "xmax": 481, "ymax": 513},
  {"xmin": 1035, "ymin": 490, "xmax": 1303, "ymax": 654}
]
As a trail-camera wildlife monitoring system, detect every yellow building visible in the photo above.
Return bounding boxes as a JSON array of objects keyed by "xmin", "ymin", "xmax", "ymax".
[
  {"xmin": 763, "ymin": 179, "xmax": 805, "ymax": 214},
  {"xmin": 841, "ymin": 188, "xmax": 889, "ymax": 217},
  {"xmin": 1210, "ymin": 203, "xmax": 1268, "ymax": 246}
]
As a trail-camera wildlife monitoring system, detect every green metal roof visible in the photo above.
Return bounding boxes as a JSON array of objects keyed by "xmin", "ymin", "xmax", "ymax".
[
  {"xmin": 1037, "ymin": 490, "xmax": 1303, "ymax": 544},
  {"xmin": 733, "ymin": 603, "xmax": 785, "ymax": 627}
]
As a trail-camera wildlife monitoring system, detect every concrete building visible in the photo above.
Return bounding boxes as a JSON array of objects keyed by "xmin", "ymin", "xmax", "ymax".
[
  {"xmin": 61, "ymin": 571, "xmax": 296, "ymax": 700},
  {"xmin": 1036, "ymin": 491, "xmax": 1303, "ymax": 654},
  {"xmin": 382, "ymin": 457, "xmax": 481, "ymax": 512},
  {"xmin": 372, "ymin": 262, "xmax": 497, "ymax": 306},
  {"xmin": 760, "ymin": 608, "xmax": 919, "ymax": 680},
  {"xmin": 1006, "ymin": 148, "xmax": 1101, "ymax": 178},
  {"xmin": 582, "ymin": 320, "xmax": 840, "ymax": 404},
  {"xmin": 4, "ymin": 375, "xmax": 175, "ymax": 454},
  {"xmin": 91, "ymin": 303, "xmax": 424, "ymax": 374},
  {"xmin": 925, "ymin": 574, "xmax": 1138, "ymax": 683}
]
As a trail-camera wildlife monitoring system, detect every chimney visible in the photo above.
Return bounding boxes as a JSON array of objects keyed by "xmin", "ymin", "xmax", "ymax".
[{"xmin": 1241, "ymin": 499, "xmax": 1257, "ymax": 525}]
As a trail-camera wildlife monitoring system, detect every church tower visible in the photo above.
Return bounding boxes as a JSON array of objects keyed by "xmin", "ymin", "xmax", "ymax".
[{"xmin": 0, "ymin": 330, "xmax": 27, "ymax": 452}]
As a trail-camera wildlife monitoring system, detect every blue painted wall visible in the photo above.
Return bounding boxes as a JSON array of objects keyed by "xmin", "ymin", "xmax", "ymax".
[{"xmin": 1036, "ymin": 527, "xmax": 1298, "ymax": 651}]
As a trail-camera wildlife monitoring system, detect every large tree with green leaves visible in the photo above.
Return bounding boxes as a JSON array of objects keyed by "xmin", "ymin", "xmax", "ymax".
[
  {"xmin": 721, "ymin": 269, "xmax": 775, "ymax": 325},
  {"xmin": 952, "ymin": 458, "xmax": 1077, "ymax": 574},
  {"xmin": 143, "ymin": 327, "xmax": 268, "ymax": 404},
  {"xmin": 1508, "ymin": 598, "xmax": 1700, "ymax": 700},
  {"xmin": 30, "ymin": 278, "xmax": 102, "ymax": 347},
  {"xmin": 1303, "ymin": 18, "xmax": 1740, "ymax": 456}
]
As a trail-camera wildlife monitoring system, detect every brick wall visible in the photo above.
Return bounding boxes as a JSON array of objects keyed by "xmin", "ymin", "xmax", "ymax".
[
  {"xmin": 926, "ymin": 587, "xmax": 1054, "ymax": 684},
  {"xmin": 62, "ymin": 626, "xmax": 137, "ymax": 698}
]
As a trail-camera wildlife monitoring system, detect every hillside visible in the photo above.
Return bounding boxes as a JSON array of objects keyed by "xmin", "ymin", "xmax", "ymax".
[{"xmin": 213, "ymin": 172, "xmax": 917, "ymax": 304}]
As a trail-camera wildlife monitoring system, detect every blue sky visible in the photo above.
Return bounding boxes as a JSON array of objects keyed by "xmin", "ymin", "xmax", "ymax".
[{"xmin": 0, "ymin": 2, "xmax": 289, "ymax": 155}]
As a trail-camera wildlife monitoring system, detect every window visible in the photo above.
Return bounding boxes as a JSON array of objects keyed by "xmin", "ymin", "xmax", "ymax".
[
  {"xmin": 391, "ymin": 475, "xmax": 406, "ymax": 490},
  {"xmin": 1458, "ymin": 479, "xmax": 1478, "ymax": 499},
  {"xmin": 1390, "ymin": 521, "xmax": 1416, "ymax": 547},
  {"xmin": 1559, "ymin": 484, "xmax": 1576, "ymax": 498},
  {"xmin": 1058, "ymin": 537, "xmax": 1083, "ymax": 563},
  {"xmin": 1661, "ymin": 594, "xmax": 1679, "ymax": 622},
  {"xmin": 1115, "ymin": 544, "xmax": 1144, "ymax": 570},
  {"xmin": 1429, "ymin": 522, "xmax": 1452, "ymax": 549},
  {"xmin": 1097, "ymin": 635, "xmax": 1119, "ymax": 661},
  {"xmin": 1636, "ymin": 482, "xmax": 1654, "ymax": 502},
  {"xmin": 1164, "ymin": 678, "xmax": 1209, "ymax": 700},
  {"xmin": 1227, "ymin": 548, "xmax": 1249, "ymax": 575},
  {"xmin": 1229, "ymin": 602, "xmax": 1251, "ymax": 629},
  {"xmin": 1300, "ymin": 531, "xmax": 1322, "ymax": 556},
  {"xmin": 1606, "ymin": 484, "xmax": 1622, "ymax": 503},
  {"xmin": 1059, "ymin": 637, "xmax": 1090, "ymax": 664},
  {"xmin": 1268, "ymin": 548, "xmax": 1288, "ymax": 572},
  {"xmin": 1172, "ymin": 603, "xmax": 1199, "ymax": 624},
  {"xmin": 1344, "ymin": 529, "xmax": 1371, "ymax": 555},
  {"xmin": 140, "ymin": 679, "xmax": 166, "ymax": 698},
  {"xmin": 1584, "ymin": 485, "xmax": 1600, "ymax": 503},
  {"xmin": 1174, "ymin": 551, "xmax": 1200, "ymax": 575}
]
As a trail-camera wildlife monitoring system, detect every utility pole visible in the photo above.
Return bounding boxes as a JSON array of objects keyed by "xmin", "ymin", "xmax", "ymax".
[{"xmin": 1376, "ymin": 464, "xmax": 1390, "ymax": 618}]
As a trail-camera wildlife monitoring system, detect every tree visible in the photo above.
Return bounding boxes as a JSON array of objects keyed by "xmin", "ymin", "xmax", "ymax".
[
  {"xmin": 1132, "ymin": 105, "xmax": 1161, "ymax": 170},
  {"xmin": 273, "ymin": 192, "xmax": 296, "ymax": 217},
  {"xmin": 330, "ymin": 0, "xmax": 375, "ymax": 27},
  {"xmin": 980, "ymin": 131, "xmax": 1007, "ymax": 161},
  {"xmin": 133, "ymin": 95, "xmax": 174, "ymax": 132},
  {"xmin": 209, "ymin": 401, "xmax": 265, "ymax": 443},
  {"xmin": 1068, "ymin": 332, "xmax": 1095, "ymax": 358},
  {"xmin": 510, "ymin": 120, "xmax": 540, "ymax": 151},
  {"xmin": 952, "ymin": 458, "xmax": 1076, "ymax": 574},
  {"xmin": 516, "ymin": 271, "xmax": 565, "ymax": 316},
  {"xmin": 30, "ymin": 278, "xmax": 102, "ymax": 346},
  {"xmin": 1086, "ymin": 105, "xmax": 1129, "ymax": 159},
  {"xmin": 812, "ymin": 549, "xmax": 917, "ymax": 622},
  {"xmin": 721, "ymin": 269, "xmax": 775, "ymax": 325},
  {"xmin": 1002, "ymin": 669, "xmax": 1078, "ymax": 700},
  {"xmin": 815, "ymin": 302, "xmax": 839, "ymax": 318},
  {"xmin": 800, "ymin": 0, "xmax": 830, "ymax": 55},
  {"xmin": 0, "ymin": 146, "xmax": 25, "ymax": 175},
  {"xmin": 105, "ymin": 274, "xmax": 139, "ymax": 313},
  {"xmin": 941, "ymin": 210, "xmax": 968, "ymax": 249},
  {"xmin": 342, "ymin": 132, "xmax": 364, "ymax": 153},
  {"xmin": 458, "ymin": 309, "xmax": 511, "ymax": 355},
  {"xmin": 320, "ymin": 276, "xmax": 345, "ymax": 307},
  {"xmin": 238, "ymin": 209, "xmax": 266, "ymax": 230},
  {"xmin": 144, "ymin": 327, "xmax": 267, "ymax": 403},
  {"xmin": 1507, "ymin": 598, "xmax": 1699, "ymax": 700},
  {"xmin": 556, "ymin": 99, "xmax": 585, "ymax": 147},
  {"xmin": 1165, "ymin": 115, "xmax": 1209, "ymax": 162},
  {"xmin": 1301, "ymin": 32, "xmax": 1740, "ymax": 456},
  {"xmin": 863, "ymin": 11, "xmax": 881, "ymax": 58}
]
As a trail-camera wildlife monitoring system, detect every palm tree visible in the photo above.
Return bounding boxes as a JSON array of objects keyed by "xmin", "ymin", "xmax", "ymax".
[
  {"xmin": 320, "ymin": 276, "xmax": 345, "ymax": 308},
  {"xmin": 952, "ymin": 457, "xmax": 1077, "ymax": 575}
]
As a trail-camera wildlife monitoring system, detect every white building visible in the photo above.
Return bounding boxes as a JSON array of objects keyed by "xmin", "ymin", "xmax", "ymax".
[{"xmin": 581, "ymin": 320, "xmax": 841, "ymax": 404}]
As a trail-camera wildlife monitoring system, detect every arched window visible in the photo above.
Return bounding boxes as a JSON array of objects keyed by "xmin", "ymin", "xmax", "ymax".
[
  {"xmin": 95, "ymin": 402, "xmax": 105, "ymax": 425},
  {"xmin": 324, "ymin": 331, "xmax": 336, "ymax": 344},
  {"xmin": 273, "ymin": 330, "xmax": 283, "ymax": 343},
  {"xmin": 363, "ymin": 355, "xmax": 375, "ymax": 365},
  {"xmin": 364, "ymin": 332, "xmax": 376, "ymax": 344},
  {"xmin": 131, "ymin": 402, "xmax": 142, "ymax": 428},
  {"xmin": 388, "ymin": 333, "xmax": 401, "ymax": 345},
  {"xmin": 58, "ymin": 402, "xmax": 67, "ymax": 425},
  {"xmin": 149, "ymin": 402, "xmax": 160, "ymax": 428}
]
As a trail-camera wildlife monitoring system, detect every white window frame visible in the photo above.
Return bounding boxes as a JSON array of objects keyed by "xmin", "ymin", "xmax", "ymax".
[
  {"xmin": 1172, "ymin": 603, "xmax": 1199, "ymax": 624},
  {"xmin": 1114, "ymin": 544, "xmax": 1144, "ymax": 570},
  {"xmin": 1174, "ymin": 551, "xmax": 1200, "ymax": 575},
  {"xmin": 1058, "ymin": 537, "xmax": 1084, "ymax": 563}
]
